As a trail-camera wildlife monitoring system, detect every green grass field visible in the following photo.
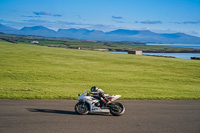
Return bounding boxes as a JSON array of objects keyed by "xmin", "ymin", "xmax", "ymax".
[{"xmin": 0, "ymin": 40, "xmax": 200, "ymax": 99}]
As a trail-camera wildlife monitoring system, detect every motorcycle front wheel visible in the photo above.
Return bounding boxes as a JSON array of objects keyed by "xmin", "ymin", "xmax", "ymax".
[
  {"xmin": 74, "ymin": 102, "xmax": 89, "ymax": 115},
  {"xmin": 109, "ymin": 102, "xmax": 125, "ymax": 116}
]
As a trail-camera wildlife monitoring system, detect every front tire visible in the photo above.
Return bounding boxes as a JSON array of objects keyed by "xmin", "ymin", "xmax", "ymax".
[
  {"xmin": 109, "ymin": 102, "xmax": 125, "ymax": 116},
  {"xmin": 74, "ymin": 102, "xmax": 89, "ymax": 115}
]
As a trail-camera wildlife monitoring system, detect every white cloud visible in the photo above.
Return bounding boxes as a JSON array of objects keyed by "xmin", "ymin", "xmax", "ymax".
[
  {"xmin": 171, "ymin": 20, "xmax": 200, "ymax": 24},
  {"xmin": 136, "ymin": 20, "xmax": 162, "ymax": 24},
  {"xmin": 33, "ymin": 11, "xmax": 51, "ymax": 16}
]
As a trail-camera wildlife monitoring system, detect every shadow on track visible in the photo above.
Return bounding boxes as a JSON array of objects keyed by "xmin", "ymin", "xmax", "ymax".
[
  {"xmin": 27, "ymin": 108, "xmax": 112, "ymax": 116},
  {"xmin": 27, "ymin": 108, "xmax": 77, "ymax": 115}
]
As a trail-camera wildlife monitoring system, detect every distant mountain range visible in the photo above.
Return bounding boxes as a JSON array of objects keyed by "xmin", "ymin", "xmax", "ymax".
[{"xmin": 1, "ymin": 24, "xmax": 200, "ymax": 44}]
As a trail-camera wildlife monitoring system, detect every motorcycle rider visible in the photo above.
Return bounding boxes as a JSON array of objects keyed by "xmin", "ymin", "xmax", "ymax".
[{"xmin": 90, "ymin": 86, "xmax": 110, "ymax": 106}]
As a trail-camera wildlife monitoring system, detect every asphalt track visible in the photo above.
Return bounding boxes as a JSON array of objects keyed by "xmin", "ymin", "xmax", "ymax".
[{"xmin": 0, "ymin": 100, "xmax": 200, "ymax": 133}]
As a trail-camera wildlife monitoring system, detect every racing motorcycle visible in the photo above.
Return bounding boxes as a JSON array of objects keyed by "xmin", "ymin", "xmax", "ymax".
[{"xmin": 74, "ymin": 91, "xmax": 125, "ymax": 116}]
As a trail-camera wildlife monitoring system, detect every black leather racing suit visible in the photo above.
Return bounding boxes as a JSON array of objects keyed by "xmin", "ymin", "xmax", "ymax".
[{"xmin": 91, "ymin": 89, "xmax": 109, "ymax": 105}]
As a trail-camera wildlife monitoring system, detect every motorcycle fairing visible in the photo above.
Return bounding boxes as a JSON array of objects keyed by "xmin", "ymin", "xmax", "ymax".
[{"xmin": 77, "ymin": 91, "xmax": 121, "ymax": 113}]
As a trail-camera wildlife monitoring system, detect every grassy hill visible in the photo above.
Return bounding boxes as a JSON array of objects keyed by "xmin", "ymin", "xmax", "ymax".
[{"xmin": 0, "ymin": 40, "xmax": 200, "ymax": 99}]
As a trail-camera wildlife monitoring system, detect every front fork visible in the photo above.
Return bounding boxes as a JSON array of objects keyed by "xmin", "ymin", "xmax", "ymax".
[{"xmin": 79, "ymin": 100, "xmax": 90, "ymax": 111}]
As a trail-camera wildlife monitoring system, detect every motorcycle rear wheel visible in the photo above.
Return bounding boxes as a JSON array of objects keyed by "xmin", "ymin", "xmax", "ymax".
[
  {"xmin": 74, "ymin": 102, "xmax": 89, "ymax": 115},
  {"xmin": 109, "ymin": 102, "xmax": 125, "ymax": 116}
]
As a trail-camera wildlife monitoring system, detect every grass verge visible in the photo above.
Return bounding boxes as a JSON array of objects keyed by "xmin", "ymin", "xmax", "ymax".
[{"xmin": 0, "ymin": 40, "xmax": 200, "ymax": 99}]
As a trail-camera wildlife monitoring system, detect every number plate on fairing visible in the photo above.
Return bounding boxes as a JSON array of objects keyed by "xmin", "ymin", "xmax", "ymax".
[
  {"xmin": 92, "ymin": 107, "xmax": 99, "ymax": 110},
  {"xmin": 91, "ymin": 107, "xmax": 110, "ymax": 113}
]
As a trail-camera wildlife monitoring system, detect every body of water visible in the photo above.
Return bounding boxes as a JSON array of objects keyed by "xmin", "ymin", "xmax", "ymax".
[
  {"xmin": 143, "ymin": 53, "xmax": 200, "ymax": 59},
  {"xmin": 108, "ymin": 51, "xmax": 200, "ymax": 59},
  {"xmin": 108, "ymin": 44, "xmax": 200, "ymax": 59},
  {"xmin": 145, "ymin": 43, "xmax": 200, "ymax": 59},
  {"xmin": 146, "ymin": 43, "xmax": 200, "ymax": 49}
]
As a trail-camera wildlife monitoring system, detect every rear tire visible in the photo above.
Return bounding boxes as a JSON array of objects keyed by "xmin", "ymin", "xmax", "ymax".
[
  {"xmin": 74, "ymin": 102, "xmax": 89, "ymax": 115},
  {"xmin": 109, "ymin": 102, "xmax": 125, "ymax": 116}
]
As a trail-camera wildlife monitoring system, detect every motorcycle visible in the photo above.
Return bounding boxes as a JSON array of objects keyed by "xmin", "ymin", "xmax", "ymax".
[{"xmin": 74, "ymin": 91, "xmax": 125, "ymax": 116}]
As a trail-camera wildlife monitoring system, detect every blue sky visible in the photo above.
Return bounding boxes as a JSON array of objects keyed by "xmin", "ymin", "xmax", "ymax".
[{"xmin": 0, "ymin": 0, "xmax": 200, "ymax": 36}]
